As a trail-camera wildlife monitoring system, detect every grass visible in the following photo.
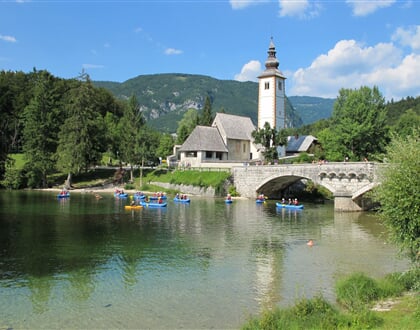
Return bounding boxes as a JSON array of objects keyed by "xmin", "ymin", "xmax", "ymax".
[
  {"xmin": 8, "ymin": 153, "xmax": 25, "ymax": 169},
  {"xmin": 242, "ymin": 269, "xmax": 420, "ymax": 330},
  {"xmin": 144, "ymin": 169, "xmax": 231, "ymax": 194}
]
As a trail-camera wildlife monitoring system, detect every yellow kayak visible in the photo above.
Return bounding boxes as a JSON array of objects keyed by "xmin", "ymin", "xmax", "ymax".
[{"xmin": 124, "ymin": 205, "xmax": 143, "ymax": 210}]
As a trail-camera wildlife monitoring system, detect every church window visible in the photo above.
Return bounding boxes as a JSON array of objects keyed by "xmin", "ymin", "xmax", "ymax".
[
  {"xmin": 278, "ymin": 81, "xmax": 282, "ymax": 90},
  {"xmin": 264, "ymin": 82, "xmax": 270, "ymax": 90}
]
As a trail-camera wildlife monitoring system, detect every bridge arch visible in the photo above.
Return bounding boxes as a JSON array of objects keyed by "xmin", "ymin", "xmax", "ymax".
[{"xmin": 232, "ymin": 162, "xmax": 383, "ymax": 211}]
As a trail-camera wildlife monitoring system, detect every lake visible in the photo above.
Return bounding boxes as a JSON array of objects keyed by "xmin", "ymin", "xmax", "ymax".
[{"xmin": 0, "ymin": 190, "xmax": 409, "ymax": 329}]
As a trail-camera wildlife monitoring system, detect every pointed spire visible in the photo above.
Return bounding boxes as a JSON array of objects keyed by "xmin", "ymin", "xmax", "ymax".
[{"xmin": 265, "ymin": 38, "xmax": 279, "ymax": 70}]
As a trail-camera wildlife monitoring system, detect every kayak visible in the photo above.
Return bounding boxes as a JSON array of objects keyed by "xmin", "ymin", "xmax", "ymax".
[
  {"xmin": 149, "ymin": 195, "xmax": 167, "ymax": 201},
  {"xmin": 225, "ymin": 199, "xmax": 233, "ymax": 204},
  {"xmin": 174, "ymin": 197, "xmax": 190, "ymax": 203},
  {"xmin": 256, "ymin": 199, "xmax": 265, "ymax": 204},
  {"xmin": 276, "ymin": 202, "xmax": 304, "ymax": 209},
  {"xmin": 124, "ymin": 205, "xmax": 143, "ymax": 210},
  {"xmin": 114, "ymin": 193, "xmax": 128, "ymax": 198},
  {"xmin": 133, "ymin": 194, "xmax": 146, "ymax": 200},
  {"xmin": 140, "ymin": 201, "xmax": 167, "ymax": 208},
  {"xmin": 57, "ymin": 192, "xmax": 70, "ymax": 198}
]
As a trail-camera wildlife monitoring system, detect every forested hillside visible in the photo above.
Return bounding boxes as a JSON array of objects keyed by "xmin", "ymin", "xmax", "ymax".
[
  {"xmin": 94, "ymin": 73, "xmax": 317, "ymax": 132},
  {"xmin": 288, "ymin": 96, "xmax": 335, "ymax": 124}
]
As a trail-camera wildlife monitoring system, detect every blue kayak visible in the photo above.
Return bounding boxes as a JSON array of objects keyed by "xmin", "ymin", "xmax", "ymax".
[
  {"xmin": 225, "ymin": 199, "xmax": 233, "ymax": 204},
  {"xmin": 114, "ymin": 193, "xmax": 128, "ymax": 198},
  {"xmin": 133, "ymin": 194, "xmax": 146, "ymax": 200},
  {"xmin": 57, "ymin": 192, "xmax": 70, "ymax": 198},
  {"xmin": 174, "ymin": 197, "xmax": 190, "ymax": 203},
  {"xmin": 140, "ymin": 201, "xmax": 167, "ymax": 208},
  {"xmin": 276, "ymin": 202, "xmax": 304, "ymax": 209},
  {"xmin": 256, "ymin": 199, "xmax": 265, "ymax": 204},
  {"xmin": 149, "ymin": 195, "xmax": 167, "ymax": 201}
]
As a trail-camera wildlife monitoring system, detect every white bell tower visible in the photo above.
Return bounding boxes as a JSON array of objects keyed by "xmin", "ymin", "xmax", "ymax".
[{"xmin": 257, "ymin": 38, "xmax": 287, "ymax": 156}]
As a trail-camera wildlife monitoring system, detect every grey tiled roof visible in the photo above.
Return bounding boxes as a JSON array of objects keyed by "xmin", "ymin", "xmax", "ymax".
[
  {"xmin": 179, "ymin": 126, "xmax": 228, "ymax": 152},
  {"xmin": 212, "ymin": 113, "xmax": 256, "ymax": 140},
  {"xmin": 286, "ymin": 135, "xmax": 318, "ymax": 152}
]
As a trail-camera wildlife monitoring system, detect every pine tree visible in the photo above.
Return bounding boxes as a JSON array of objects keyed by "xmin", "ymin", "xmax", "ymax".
[
  {"xmin": 23, "ymin": 71, "xmax": 62, "ymax": 187},
  {"xmin": 56, "ymin": 73, "xmax": 104, "ymax": 188}
]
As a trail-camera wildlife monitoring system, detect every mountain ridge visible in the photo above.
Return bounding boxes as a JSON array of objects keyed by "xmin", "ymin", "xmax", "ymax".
[{"xmin": 94, "ymin": 73, "xmax": 335, "ymax": 133}]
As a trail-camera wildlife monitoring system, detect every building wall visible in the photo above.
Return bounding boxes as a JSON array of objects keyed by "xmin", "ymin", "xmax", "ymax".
[{"xmin": 226, "ymin": 139, "xmax": 250, "ymax": 161}]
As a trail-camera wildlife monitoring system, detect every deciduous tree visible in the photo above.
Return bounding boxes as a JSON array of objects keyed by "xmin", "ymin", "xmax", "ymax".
[{"xmin": 374, "ymin": 129, "xmax": 420, "ymax": 264}]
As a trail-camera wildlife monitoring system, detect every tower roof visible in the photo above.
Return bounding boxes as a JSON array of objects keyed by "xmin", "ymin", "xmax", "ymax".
[{"xmin": 258, "ymin": 38, "xmax": 286, "ymax": 79}]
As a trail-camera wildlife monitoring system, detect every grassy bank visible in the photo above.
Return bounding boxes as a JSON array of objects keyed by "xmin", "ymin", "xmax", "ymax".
[{"xmin": 242, "ymin": 269, "xmax": 419, "ymax": 329}]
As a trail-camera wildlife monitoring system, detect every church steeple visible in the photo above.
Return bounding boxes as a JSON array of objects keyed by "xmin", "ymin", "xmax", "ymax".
[
  {"xmin": 265, "ymin": 38, "xmax": 279, "ymax": 70},
  {"xmin": 257, "ymin": 38, "xmax": 287, "ymax": 157}
]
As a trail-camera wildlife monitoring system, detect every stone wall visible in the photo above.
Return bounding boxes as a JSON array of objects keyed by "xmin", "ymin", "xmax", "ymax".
[{"xmin": 150, "ymin": 182, "xmax": 216, "ymax": 197}]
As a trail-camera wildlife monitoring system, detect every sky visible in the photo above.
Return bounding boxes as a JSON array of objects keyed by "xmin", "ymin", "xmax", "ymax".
[{"xmin": 1, "ymin": 0, "xmax": 420, "ymax": 101}]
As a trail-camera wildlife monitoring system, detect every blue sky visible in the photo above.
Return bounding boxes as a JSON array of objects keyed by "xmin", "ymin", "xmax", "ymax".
[{"xmin": 1, "ymin": 0, "xmax": 419, "ymax": 101}]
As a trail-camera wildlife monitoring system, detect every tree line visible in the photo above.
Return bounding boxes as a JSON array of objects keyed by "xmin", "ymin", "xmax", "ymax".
[{"xmin": 0, "ymin": 69, "xmax": 175, "ymax": 188}]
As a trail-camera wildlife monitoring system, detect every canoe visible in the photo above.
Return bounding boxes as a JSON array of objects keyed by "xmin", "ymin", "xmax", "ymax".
[
  {"xmin": 275, "ymin": 202, "xmax": 304, "ymax": 209},
  {"xmin": 149, "ymin": 195, "xmax": 167, "ymax": 201},
  {"xmin": 57, "ymin": 192, "xmax": 70, "ymax": 198},
  {"xmin": 225, "ymin": 199, "xmax": 233, "ymax": 204},
  {"xmin": 124, "ymin": 205, "xmax": 143, "ymax": 210},
  {"xmin": 140, "ymin": 201, "xmax": 167, "ymax": 208},
  {"xmin": 174, "ymin": 197, "xmax": 190, "ymax": 203}
]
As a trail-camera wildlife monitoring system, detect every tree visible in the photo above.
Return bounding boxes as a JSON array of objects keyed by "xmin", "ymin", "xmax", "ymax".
[
  {"xmin": 321, "ymin": 86, "xmax": 389, "ymax": 161},
  {"xmin": 199, "ymin": 96, "xmax": 213, "ymax": 126},
  {"xmin": 252, "ymin": 122, "xmax": 287, "ymax": 163},
  {"xmin": 56, "ymin": 73, "xmax": 105, "ymax": 188},
  {"xmin": 156, "ymin": 133, "xmax": 174, "ymax": 160},
  {"xmin": 118, "ymin": 95, "xmax": 145, "ymax": 182},
  {"xmin": 22, "ymin": 71, "xmax": 63, "ymax": 187},
  {"xmin": 176, "ymin": 108, "xmax": 199, "ymax": 144},
  {"xmin": 374, "ymin": 129, "xmax": 420, "ymax": 264},
  {"xmin": 394, "ymin": 109, "xmax": 420, "ymax": 138}
]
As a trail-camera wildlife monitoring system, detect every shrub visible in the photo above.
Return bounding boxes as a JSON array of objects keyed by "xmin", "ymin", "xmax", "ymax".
[{"xmin": 336, "ymin": 273, "xmax": 380, "ymax": 312}]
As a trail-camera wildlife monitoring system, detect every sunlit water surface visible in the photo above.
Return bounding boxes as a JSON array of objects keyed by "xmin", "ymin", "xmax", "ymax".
[{"xmin": 0, "ymin": 191, "xmax": 409, "ymax": 329}]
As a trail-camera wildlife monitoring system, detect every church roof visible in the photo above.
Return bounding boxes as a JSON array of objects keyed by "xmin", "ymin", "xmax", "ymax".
[
  {"xmin": 212, "ymin": 112, "xmax": 255, "ymax": 140},
  {"xmin": 286, "ymin": 135, "xmax": 318, "ymax": 152},
  {"xmin": 179, "ymin": 126, "xmax": 228, "ymax": 152}
]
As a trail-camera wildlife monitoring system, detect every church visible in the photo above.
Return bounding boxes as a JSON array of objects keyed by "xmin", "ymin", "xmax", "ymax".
[{"xmin": 171, "ymin": 39, "xmax": 290, "ymax": 168}]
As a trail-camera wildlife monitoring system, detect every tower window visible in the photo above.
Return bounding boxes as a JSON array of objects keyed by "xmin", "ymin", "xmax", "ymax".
[
  {"xmin": 278, "ymin": 81, "xmax": 282, "ymax": 90},
  {"xmin": 264, "ymin": 82, "xmax": 270, "ymax": 90}
]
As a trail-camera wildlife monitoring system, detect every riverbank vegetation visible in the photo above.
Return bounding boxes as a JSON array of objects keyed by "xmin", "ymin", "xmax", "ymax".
[{"xmin": 242, "ymin": 269, "xmax": 419, "ymax": 330}]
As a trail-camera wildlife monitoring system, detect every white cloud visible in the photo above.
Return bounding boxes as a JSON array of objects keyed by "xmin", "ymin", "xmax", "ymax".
[
  {"xmin": 392, "ymin": 25, "xmax": 420, "ymax": 50},
  {"xmin": 0, "ymin": 34, "xmax": 17, "ymax": 43},
  {"xmin": 229, "ymin": 0, "xmax": 268, "ymax": 10},
  {"xmin": 234, "ymin": 60, "xmax": 262, "ymax": 82},
  {"xmin": 82, "ymin": 64, "xmax": 104, "ymax": 69},
  {"xmin": 346, "ymin": 0, "xmax": 395, "ymax": 16},
  {"xmin": 164, "ymin": 48, "xmax": 183, "ymax": 55},
  {"xmin": 278, "ymin": 0, "xmax": 321, "ymax": 18},
  {"xmin": 288, "ymin": 39, "xmax": 420, "ymax": 100}
]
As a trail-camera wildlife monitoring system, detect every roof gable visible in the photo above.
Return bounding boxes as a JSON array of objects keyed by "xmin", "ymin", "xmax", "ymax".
[
  {"xmin": 179, "ymin": 126, "xmax": 228, "ymax": 152},
  {"xmin": 212, "ymin": 113, "xmax": 255, "ymax": 140},
  {"xmin": 286, "ymin": 135, "xmax": 318, "ymax": 152}
]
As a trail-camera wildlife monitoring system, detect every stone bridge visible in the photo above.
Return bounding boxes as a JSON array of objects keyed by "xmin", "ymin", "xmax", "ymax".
[{"xmin": 232, "ymin": 162, "xmax": 384, "ymax": 211}]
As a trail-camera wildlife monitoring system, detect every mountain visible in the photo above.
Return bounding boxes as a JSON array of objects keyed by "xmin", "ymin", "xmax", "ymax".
[
  {"xmin": 94, "ymin": 73, "xmax": 334, "ymax": 133},
  {"xmin": 288, "ymin": 96, "xmax": 335, "ymax": 125}
]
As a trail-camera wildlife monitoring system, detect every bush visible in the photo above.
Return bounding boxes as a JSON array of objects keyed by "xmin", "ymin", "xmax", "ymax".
[{"xmin": 336, "ymin": 273, "xmax": 380, "ymax": 312}]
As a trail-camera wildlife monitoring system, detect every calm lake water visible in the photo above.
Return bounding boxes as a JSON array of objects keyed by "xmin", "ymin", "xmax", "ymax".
[{"xmin": 0, "ymin": 190, "xmax": 409, "ymax": 329}]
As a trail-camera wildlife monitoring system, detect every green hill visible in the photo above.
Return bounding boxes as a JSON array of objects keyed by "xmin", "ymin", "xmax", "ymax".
[
  {"xmin": 94, "ymin": 73, "xmax": 334, "ymax": 133},
  {"xmin": 288, "ymin": 96, "xmax": 335, "ymax": 124}
]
